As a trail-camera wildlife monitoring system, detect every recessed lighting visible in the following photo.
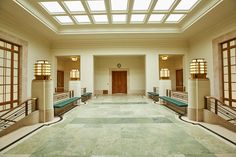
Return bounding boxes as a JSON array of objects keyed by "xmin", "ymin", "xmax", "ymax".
[
  {"xmin": 112, "ymin": 14, "xmax": 127, "ymax": 23},
  {"xmin": 55, "ymin": 16, "xmax": 73, "ymax": 24},
  {"xmin": 131, "ymin": 14, "xmax": 146, "ymax": 23},
  {"xmin": 133, "ymin": 0, "xmax": 152, "ymax": 11},
  {"xmin": 148, "ymin": 14, "xmax": 165, "ymax": 22},
  {"xmin": 166, "ymin": 14, "xmax": 185, "ymax": 22},
  {"xmin": 74, "ymin": 15, "xmax": 91, "ymax": 24},
  {"xmin": 87, "ymin": 0, "xmax": 106, "ymax": 12},
  {"xmin": 40, "ymin": 2, "xmax": 65, "ymax": 14},
  {"xmin": 64, "ymin": 1, "xmax": 85, "ymax": 12},
  {"xmin": 93, "ymin": 15, "xmax": 108, "ymax": 23},
  {"xmin": 111, "ymin": 0, "xmax": 128, "ymax": 11},
  {"xmin": 175, "ymin": 0, "xmax": 199, "ymax": 11},
  {"xmin": 154, "ymin": 0, "xmax": 175, "ymax": 11}
]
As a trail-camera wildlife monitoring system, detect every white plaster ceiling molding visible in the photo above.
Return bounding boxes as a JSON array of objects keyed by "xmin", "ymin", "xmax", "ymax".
[{"xmin": 13, "ymin": 0, "xmax": 223, "ymax": 34}]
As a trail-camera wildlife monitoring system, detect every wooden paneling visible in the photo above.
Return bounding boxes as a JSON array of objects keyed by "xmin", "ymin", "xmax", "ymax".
[
  {"xmin": 176, "ymin": 69, "xmax": 183, "ymax": 91},
  {"xmin": 57, "ymin": 70, "xmax": 64, "ymax": 92},
  {"xmin": 112, "ymin": 71, "xmax": 127, "ymax": 94}
]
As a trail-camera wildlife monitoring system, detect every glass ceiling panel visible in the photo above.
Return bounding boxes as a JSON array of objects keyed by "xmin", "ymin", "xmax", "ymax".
[
  {"xmin": 37, "ymin": 0, "xmax": 202, "ymax": 25},
  {"xmin": 64, "ymin": 1, "xmax": 85, "ymax": 12}
]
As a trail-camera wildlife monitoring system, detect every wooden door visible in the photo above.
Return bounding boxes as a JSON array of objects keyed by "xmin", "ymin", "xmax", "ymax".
[
  {"xmin": 112, "ymin": 71, "xmax": 127, "ymax": 94},
  {"xmin": 176, "ymin": 69, "xmax": 183, "ymax": 91},
  {"xmin": 57, "ymin": 70, "xmax": 64, "ymax": 92}
]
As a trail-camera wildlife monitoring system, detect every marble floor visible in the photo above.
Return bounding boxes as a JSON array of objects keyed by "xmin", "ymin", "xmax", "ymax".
[{"xmin": 0, "ymin": 95, "xmax": 236, "ymax": 157}]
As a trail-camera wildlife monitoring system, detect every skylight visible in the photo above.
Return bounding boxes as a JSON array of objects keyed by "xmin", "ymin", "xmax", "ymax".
[
  {"xmin": 131, "ymin": 14, "xmax": 146, "ymax": 23},
  {"xmin": 133, "ymin": 0, "xmax": 152, "ymax": 11},
  {"xmin": 111, "ymin": 0, "xmax": 128, "ymax": 11},
  {"xmin": 175, "ymin": 0, "xmax": 199, "ymax": 11},
  {"xmin": 112, "ymin": 14, "xmax": 127, "ymax": 23},
  {"xmin": 87, "ymin": 0, "xmax": 106, "ymax": 12},
  {"xmin": 40, "ymin": 2, "xmax": 65, "ymax": 14},
  {"xmin": 64, "ymin": 1, "xmax": 85, "ymax": 12},
  {"xmin": 54, "ymin": 16, "xmax": 73, "ymax": 24},
  {"xmin": 148, "ymin": 14, "xmax": 165, "ymax": 23},
  {"xmin": 74, "ymin": 15, "xmax": 91, "ymax": 24},
  {"xmin": 166, "ymin": 14, "xmax": 185, "ymax": 22},
  {"xmin": 154, "ymin": 0, "xmax": 175, "ymax": 11},
  {"xmin": 93, "ymin": 15, "xmax": 108, "ymax": 23}
]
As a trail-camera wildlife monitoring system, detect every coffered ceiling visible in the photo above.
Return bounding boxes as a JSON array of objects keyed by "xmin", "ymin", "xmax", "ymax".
[{"xmin": 13, "ymin": 0, "xmax": 224, "ymax": 34}]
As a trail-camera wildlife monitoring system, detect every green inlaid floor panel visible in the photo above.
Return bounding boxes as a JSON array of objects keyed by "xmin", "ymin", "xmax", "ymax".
[{"xmin": 2, "ymin": 95, "xmax": 236, "ymax": 157}]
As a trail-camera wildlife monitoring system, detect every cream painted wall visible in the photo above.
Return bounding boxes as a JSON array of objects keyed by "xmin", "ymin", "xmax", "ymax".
[
  {"xmin": 188, "ymin": 14, "xmax": 236, "ymax": 96},
  {"xmin": 159, "ymin": 56, "xmax": 183, "ymax": 90},
  {"xmin": 94, "ymin": 56, "xmax": 145, "ymax": 94}
]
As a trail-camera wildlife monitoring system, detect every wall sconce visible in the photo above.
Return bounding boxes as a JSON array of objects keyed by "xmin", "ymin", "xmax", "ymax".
[
  {"xmin": 161, "ymin": 56, "xmax": 168, "ymax": 61},
  {"xmin": 190, "ymin": 58, "xmax": 207, "ymax": 79},
  {"xmin": 34, "ymin": 60, "xmax": 51, "ymax": 80},
  {"xmin": 160, "ymin": 68, "xmax": 170, "ymax": 80},
  {"xmin": 71, "ymin": 57, "xmax": 78, "ymax": 62},
  {"xmin": 70, "ymin": 69, "xmax": 80, "ymax": 80}
]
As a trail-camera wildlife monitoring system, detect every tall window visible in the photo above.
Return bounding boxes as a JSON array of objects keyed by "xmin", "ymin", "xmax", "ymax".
[
  {"xmin": 221, "ymin": 38, "xmax": 236, "ymax": 108},
  {"xmin": 0, "ymin": 39, "xmax": 20, "ymax": 112}
]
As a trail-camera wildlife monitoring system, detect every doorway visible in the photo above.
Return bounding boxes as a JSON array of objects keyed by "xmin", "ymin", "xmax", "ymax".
[
  {"xmin": 112, "ymin": 71, "xmax": 127, "ymax": 94},
  {"xmin": 57, "ymin": 70, "xmax": 64, "ymax": 92},
  {"xmin": 176, "ymin": 69, "xmax": 184, "ymax": 91}
]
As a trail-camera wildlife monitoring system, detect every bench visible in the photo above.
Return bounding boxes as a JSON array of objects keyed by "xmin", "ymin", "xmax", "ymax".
[
  {"xmin": 159, "ymin": 90, "xmax": 188, "ymax": 115},
  {"xmin": 81, "ymin": 88, "xmax": 92, "ymax": 103},
  {"xmin": 53, "ymin": 91, "xmax": 80, "ymax": 115},
  {"xmin": 147, "ymin": 92, "xmax": 159, "ymax": 102}
]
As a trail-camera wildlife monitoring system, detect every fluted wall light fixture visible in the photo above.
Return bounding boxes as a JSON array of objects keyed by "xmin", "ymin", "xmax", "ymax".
[
  {"xmin": 34, "ymin": 60, "xmax": 51, "ymax": 80},
  {"xmin": 190, "ymin": 58, "xmax": 207, "ymax": 79},
  {"xmin": 160, "ymin": 68, "xmax": 170, "ymax": 80},
  {"xmin": 70, "ymin": 69, "xmax": 80, "ymax": 80}
]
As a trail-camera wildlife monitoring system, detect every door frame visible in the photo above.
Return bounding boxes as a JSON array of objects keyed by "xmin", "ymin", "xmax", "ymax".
[{"xmin": 109, "ymin": 68, "xmax": 129, "ymax": 94}]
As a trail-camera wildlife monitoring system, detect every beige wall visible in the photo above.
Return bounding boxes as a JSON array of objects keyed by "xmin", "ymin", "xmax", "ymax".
[
  {"xmin": 187, "ymin": 14, "xmax": 236, "ymax": 96},
  {"xmin": 94, "ymin": 56, "xmax": 145, "ymax": 94}
]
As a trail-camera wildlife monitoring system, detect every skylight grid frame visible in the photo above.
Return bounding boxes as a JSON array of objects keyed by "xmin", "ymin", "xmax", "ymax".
[
  {"xmin": 39, "ymin": 1, "xmax": 66, "ymax": 15},
  {"xmin": 62, "ymin": 1, "xmax": 86, "ymax": 14},
  {"xmin": 86, "ymin": 0, "xmax": 107, "ymax": 13},
  {"xmin": 174, "ymin": 0, "xmax": 201, "ymax": 12}
]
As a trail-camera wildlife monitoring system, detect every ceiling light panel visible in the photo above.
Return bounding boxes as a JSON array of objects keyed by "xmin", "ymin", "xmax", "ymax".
[
  {"xmin": 74, "ymin": 15, "xmax": 91, "ymax": 24},
  {"xmin": 166, "ymin": 14, "xmax": 185, "ymax": 22},
  {"xmin": 133, "ymin": 0, "xmax": 152, "ymax": 11},
  {"xmin": 154, "ymin": 0, "xmax": 175, "ymax": 11},
  {"xmin": 111, "ymin": 0, "xmax": 128, "ymax": 11},
  {"xmin": 112, "ymin": 14, "xmax": 127, "ymax": 23},
  {"xmin": 93, "ymin": 15, "xmax": 108, "ymax": 23},
  {"xmin": 87, "ymin": 0, "xmax": 106, "ymax": 12},
  {"xmin": 148, "ymin": 14, "xmax": 165, "ymax": 23},
  {"xmin": 40, "ymin": 2, "xmax": 65, "ymax": 14},
  {"xmin": 131, "ymin": 14, "xmax": 146, "ymax": 23},
  {"xmin": 54, "ymin": 16, "xmax": 73, "ymax": 24},
  {"xmin": 63, "ymin": 1, "xmax": 85, "ymax": 12},
  {"xmin": 175, "ymin": 0, "xmax": 199, "ymax": 11}
]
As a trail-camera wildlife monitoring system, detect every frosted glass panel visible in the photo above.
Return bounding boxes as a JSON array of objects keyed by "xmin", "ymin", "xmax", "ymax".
[
  {"xmin": 6, "ymin": 85, "xmax": 10, "ymax": 93},
  {"xmin": 13, "ymin": 102, "xmax": 18, "ymax": 107},
  {"xmin": 224, "ymin": 67, "xmax": 228, "ymax": 74},
  {"xmin": 222, "ymin": 43, "xmax": 227, "ymax": 49},
  {"xmin": 231, "ymin": 57, "xmax": 236, "ymax": 65},
  {"xmin": 14, "ymin": 61, "xmax": 18, "ymax": 68},
  {"xmin": 232, "ymin": 92, "xmax": 236, "ymax": 99},
  {"xmin": 0, "ymin": 94, "xmax": 3, "ymax": 103},
  {"xmin": 232, "ymin": 83, "xmax": 236, "ymax": 90},
  {"xmin": 6, "ymin": 93, "xmax": 10, "ymax": 101},
  {"xmin": 5, "ymin": 104, "xmax": 10, "ymax": 109},
  {"xmin": 6, "ymin": 76, "xmax": 10, "ymax": 84},
  {"xmin": 224, "ymin": 83, "xmax": 228, "ymax": 90},
  {"xmin": 14, "ymin": 85, "xmax": 18, "ymax": 92},
  {"xmin": 223, "ymin": 50, "xmax": 227, "ymax": 58},
  {"xmin": 14, "ymin": 77, "xmax": 18, "ymax": 84},
  {"xmin": 232, "ymin": 74, "xmax": 236, "ymax": 82},
  {"xmin": 223, "ymin": 58, "xmax": 228, "ymax": 66},
  {"xmin": 6, "ymin": 59, "xmax": 11, "ymax": 67},
  {"xmin": 6, "ymin": 68, "xmax": 11, "ymax": 76},
  {"xmin": 232, "ymin": 66, "xmax": 236, "ymax": 73},
  {"xmin": 14, "ymin": 46, "xmax": 19, "ymax": 51},
  {"xmin": 6, "ymin": 43, "xmax": 11, "ymax": 49},
  {"xmin": 13, "ymin": 92, "xmax": 17, "ymax": 100},
  {"xmin": 0, "ymin": 86, "xmax": 3, "ymax": 94},
  {"xmin": 0, "ymin": 50, "xmax": 3, "ymax": 58},
  {"xmin": 232, "ymin": 102, "xmax": 236, "ymax": 107},
  {"xmin": 14, "ymin": 69, "xmax": 18, "ymax": 76},
  {"xmin": 230, "ymin": 40, "xmax": 236, "ymax": 46},
  {"xmin": 224, "ymin": 91, "xmax": 229, "ymax": 98},
  {"xmin": 230, "ymin": 48, "xmax": 235, "ymax": 57},
  {"xmin": 0, "ymin": 76, "xmax": 3, "ymax": 83},
  {"xmin": 6, "ymin": 51, "xmax": 11, "ymax": 59},
  {"xmin": 0, "ymin": 58, "xmax": 3, "ymax": 66},
  {"xmin": 0, "ymin": 106, "xmax": 3, "ymax": 111},
  {"xmin": 0, "ymin": 41, "xmax": 4, "ymax": 47},
  {"xmin": 224, "ymin": 75, "xmax": 228, "ymax": 82},
  {"xmin": 14, "ymin": 53, "xmax": 18, "ymax": 61},
  {"xmin": 224, "ymin": 100, "xmax": 229, "ymax": 105}
]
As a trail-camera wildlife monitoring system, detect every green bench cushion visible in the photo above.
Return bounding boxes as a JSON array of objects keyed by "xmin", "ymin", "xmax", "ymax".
[
  {"xmin": 147, "ymin": 92, "xmax": 159, "ymax": 96},
  {"xmin": 159, "ymin": 96, "xmax": 188, "ymax": 107},
  {"xmin": 54, "ymin": 97, "xmax": 80, "ymax": 108}
]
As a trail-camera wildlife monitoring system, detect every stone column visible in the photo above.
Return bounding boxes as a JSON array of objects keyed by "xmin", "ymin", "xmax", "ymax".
[
  {"xmin": 159, "ymin": 80, "xmax": 172, "ymax": 97},
  {"xmin": 187, "ymin": 79, "xmax": 210, "ymax": 121},
  {"xmin": 32, "ymin": 80, "xmax": 54, "ymax": 122},
  {"xmin": 69, "ymin": 80, "xmax": 81, "ymax": 97}
]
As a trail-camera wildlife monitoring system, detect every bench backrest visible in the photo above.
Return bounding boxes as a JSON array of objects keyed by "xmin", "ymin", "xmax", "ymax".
[
  {"xmin": 81, "ymin": 88, "xmax": 86, "ymax": 95},
  {"xmin": 153, "ymin": 87, "xmax": 159, "ymax": 93},
  {"xmin": 53, "ymin": 90, "xmax": 74, "ymax": 104}
]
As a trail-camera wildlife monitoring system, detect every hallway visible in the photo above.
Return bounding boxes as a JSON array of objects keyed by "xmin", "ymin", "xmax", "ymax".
[{"xmin": 2, "ymin": 95, "xmax": 236, "ymax": 157}]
